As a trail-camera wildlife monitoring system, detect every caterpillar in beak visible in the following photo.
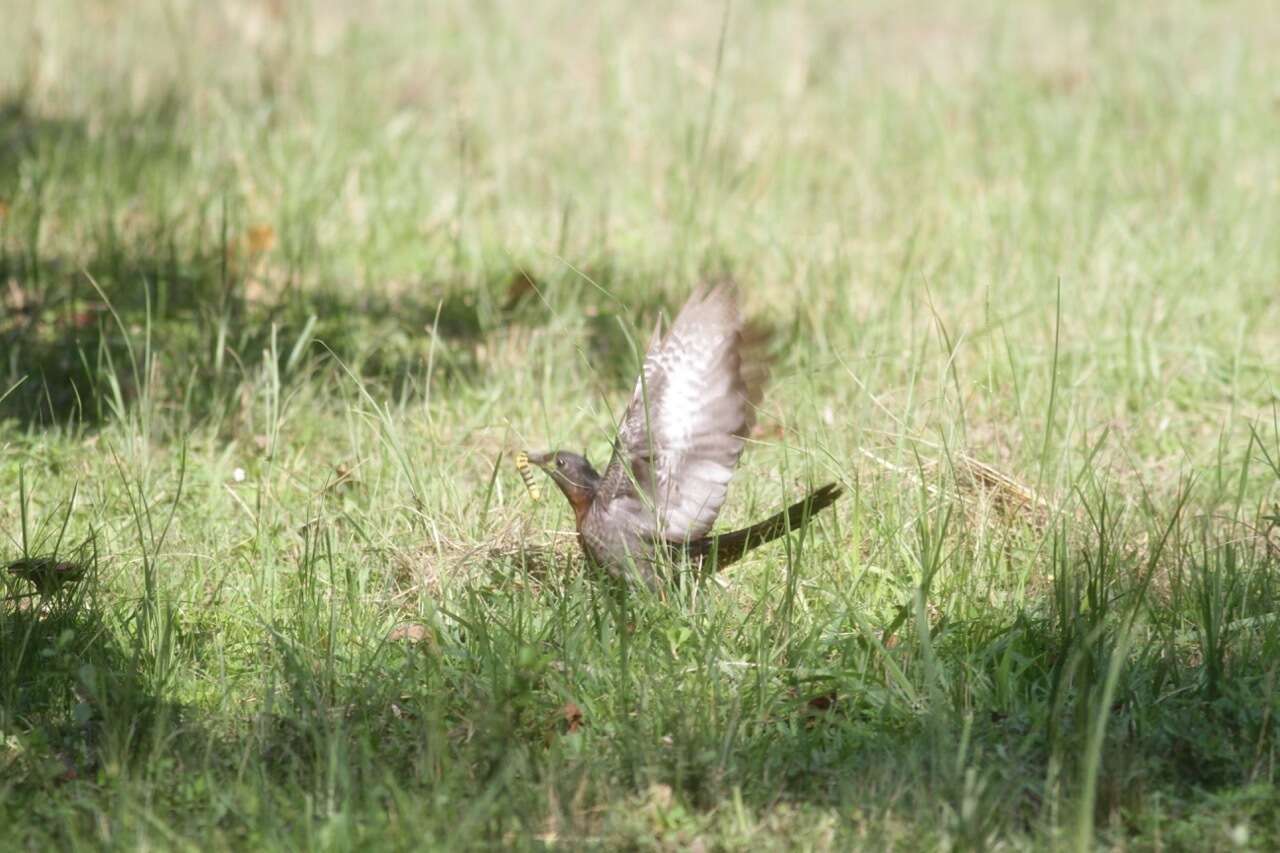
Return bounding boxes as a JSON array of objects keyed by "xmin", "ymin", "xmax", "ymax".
[{"xmin": 514, "ymin": 451, "xmax": 541, "ymax": 501}]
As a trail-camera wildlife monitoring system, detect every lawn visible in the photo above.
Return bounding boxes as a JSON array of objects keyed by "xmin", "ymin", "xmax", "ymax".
[{"xmin": 1, "ymin": 1, "xmax": 1278, "ymax": 848}]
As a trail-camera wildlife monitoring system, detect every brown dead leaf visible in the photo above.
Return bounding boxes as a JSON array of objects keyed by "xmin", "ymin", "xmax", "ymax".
[
  {"xmin": 388, "ymin": 623, "xmax": 430, "ymax": 644},
  {"xmin": 246, "ymin": 223, "xmax": 277, "ymax": 254},
  {"xmin": 805, "ymin": 691, "xmax": 839, "ymax": 714},
  {"xmin": 957, "ymin": 454, "xmax": 1049, "ymax": 523},
  {"xmin": 502, "ymin": 269, "xmax": 540, "ymax": 311},
  {"xmin": 4, "ymin": 279, "xmax": 32, "ymax": 314},
  {"xmin": 798, "ymin": 689, "xmax": 842, "ymax": 729},
  {"xmin": 56, "ymin": 751, "xmax": 79, "ymax": 783},
  {"xmin": 559, "ymin": 702, "xmax": 583, "ymax": 734},
  {"xmin": 750, "ymin": 420, "xmax": 785, "ymax": 440},
  {"xmin": 644, "ymin": 782, "xmax": 674, "ymax": 811},
  {"xmin": 221, "ymin": 225, "xmax": 279, "ymax": 305},
  {"xmin": 326, "ymin": 462, "xmax": 358, "ymax": 494},
  {"xmin": 241, "ymin": 277, "xmax": 274, "ymax": 306}
]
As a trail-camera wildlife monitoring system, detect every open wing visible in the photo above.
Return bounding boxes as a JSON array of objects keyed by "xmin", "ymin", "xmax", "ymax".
[{"xmin": 591, "ymin": 281, "xmax": 767, "ymax": 543}]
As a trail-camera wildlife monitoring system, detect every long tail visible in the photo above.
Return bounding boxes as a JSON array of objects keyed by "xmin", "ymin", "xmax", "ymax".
[{"xmin": 691, "ymin": 482, "xmax": 843, "ymax": 570}]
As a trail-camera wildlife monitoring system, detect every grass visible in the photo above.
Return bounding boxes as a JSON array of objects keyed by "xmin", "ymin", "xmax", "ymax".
[{"xmin": 1, "ymin": 0, "xmax": 1278, "ymax": 848}]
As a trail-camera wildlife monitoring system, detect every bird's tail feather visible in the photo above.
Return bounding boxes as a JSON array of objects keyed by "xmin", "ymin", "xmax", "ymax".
[{"xmin": 692, "ymin": 482, "xmax": 843, "ymax": 570}]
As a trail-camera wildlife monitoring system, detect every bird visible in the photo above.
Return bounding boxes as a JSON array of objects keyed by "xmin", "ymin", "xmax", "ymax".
[
  {"xmin": 7, "ymin": 556, "xmax": 86, "ymax": 596},
  {"xmin": 525, "ymin": 281, "xmax": 842, "ymax": 584}
]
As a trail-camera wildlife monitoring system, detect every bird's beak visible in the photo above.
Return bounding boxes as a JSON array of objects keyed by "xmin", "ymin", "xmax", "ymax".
[{"xmin": 524, "ymin": 450, "xmax": 554, "ymax": 471}]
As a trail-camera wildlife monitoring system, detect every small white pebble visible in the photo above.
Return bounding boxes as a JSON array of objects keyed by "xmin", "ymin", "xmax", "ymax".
[{"xmin": 232, "ymin": 467, "xmax": 246, "ymax": 483}]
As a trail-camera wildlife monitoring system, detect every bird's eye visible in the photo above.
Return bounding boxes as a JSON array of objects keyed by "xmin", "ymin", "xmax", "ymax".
[{"xmin": 556, "ymin": 456, "xmax": 565, "ymax": 469}]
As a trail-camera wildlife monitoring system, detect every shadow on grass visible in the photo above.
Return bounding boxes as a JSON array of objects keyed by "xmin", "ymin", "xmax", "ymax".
[
  {"xmin": 1, "ymin": 93, "xmax": 758, "ymax": 431},
  {"xmin": 1, "ymin": 508, "xmax": 1276, "ymax": 845},
  {"xmin": 0, "ymin": 96, "xmax": 528, "ymax": 428},
  {"xmin": 0, "ymin": 249, "xmax": 700, "ymax": 434},
  {"xmin": 0, "ymin": 580, "xmax": 185, "ymax": 789},
  {"xmin": 0, "ymin": 245, "xmax": 505, "ymax": 429}
]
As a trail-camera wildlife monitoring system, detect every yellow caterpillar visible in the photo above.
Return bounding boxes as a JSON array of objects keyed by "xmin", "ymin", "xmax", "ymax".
[{"xmin": 514, "ymin": 451, "xmax": 541, "ymax": 501}]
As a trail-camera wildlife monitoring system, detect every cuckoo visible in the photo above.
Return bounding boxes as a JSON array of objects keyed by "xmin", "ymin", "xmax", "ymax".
[{"xmin": 525, "ymin": 281, "xmax": 841, "ymax": 583}]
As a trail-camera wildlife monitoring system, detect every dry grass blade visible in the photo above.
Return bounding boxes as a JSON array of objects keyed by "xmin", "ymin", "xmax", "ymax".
[{"xmin": 956, "ymin": 454, "xmax": 1051, "ymax": 524}]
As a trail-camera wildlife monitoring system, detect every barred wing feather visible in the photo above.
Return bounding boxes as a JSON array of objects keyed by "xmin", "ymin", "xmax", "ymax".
[{"xmin": 591, "ymin": 282, "xmax": 767, "ymax": 544}]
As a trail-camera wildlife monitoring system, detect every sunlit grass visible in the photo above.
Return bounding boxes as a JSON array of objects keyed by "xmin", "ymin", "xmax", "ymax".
[{"xmin": 1, "ymin": 1, "xmax": 1278, "ymax": 848}]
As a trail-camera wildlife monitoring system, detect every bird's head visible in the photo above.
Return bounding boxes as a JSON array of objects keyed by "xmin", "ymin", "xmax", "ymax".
[{"xmin": 525, "ymin": 450, "xmax": 601, "ymax": 517}]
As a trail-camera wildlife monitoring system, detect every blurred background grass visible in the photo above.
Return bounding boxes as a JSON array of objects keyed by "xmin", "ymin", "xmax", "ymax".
[{"xmin": 1, "ymin": 1, "xmax": 1278, "ymax": 848}]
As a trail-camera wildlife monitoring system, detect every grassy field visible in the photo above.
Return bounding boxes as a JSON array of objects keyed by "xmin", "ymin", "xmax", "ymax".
[{"xmin": 2, "ymin": 1, "xmax": 1279, "ymax": 848}]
